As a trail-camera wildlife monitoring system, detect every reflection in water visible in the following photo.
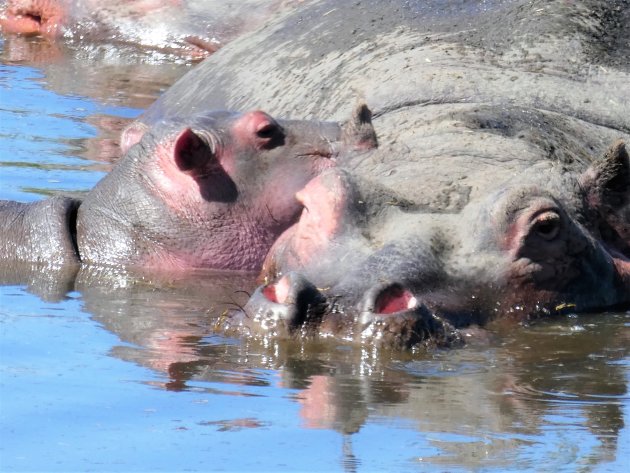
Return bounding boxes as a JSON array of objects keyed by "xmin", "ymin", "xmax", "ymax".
[
  {"xmin": 0, "ymin": 34, "xmax": 193, "ymax": 201},
  {"xmin": 80, "ymin": 303, "xmax": 630, "ymax": 469},
  {"xmin": 5, "ymin": 259, "xmax": 627, "ymax": 470},
  {"xmin": 2, "ymin": 37, "xmax": 191, "ymax": 110}
]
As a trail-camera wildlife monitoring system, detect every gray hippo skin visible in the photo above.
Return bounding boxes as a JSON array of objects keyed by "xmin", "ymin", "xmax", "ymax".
[
  {"xmin": 0, "ymin": 108, "xmax": 374, "ymax": 271},
  {"xmin": 136, "ymin": 0, "xmax": 630, "ymax": 347}
]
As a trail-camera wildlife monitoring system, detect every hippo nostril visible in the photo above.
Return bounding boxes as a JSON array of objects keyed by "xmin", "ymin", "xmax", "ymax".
[
  {"xmin": 261, "ymin": 275, "xmax": 291, "ymax": 304},
  {"xmin": 359, "ymin": 283, "xmax": 441, "ymax": 349},
  {"xmin": 248, "ymin": 272, "xmax": 327, "ymax": 333},
  {"xmin": 360, "ymin": 282, "xmax": 419, "ymax": 327},
  {"xmin": 373, "ymin": 284, "xmax": 417, "ymax": 314}
]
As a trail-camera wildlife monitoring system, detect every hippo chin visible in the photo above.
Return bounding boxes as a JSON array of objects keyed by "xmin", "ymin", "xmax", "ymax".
[
  {"xmin": 131, "ymin": 0, "xmax": 630, "ymax": 347},
  {"xmin": 0, "ymin": 106, "xmax": 376, "ymax": 271}
]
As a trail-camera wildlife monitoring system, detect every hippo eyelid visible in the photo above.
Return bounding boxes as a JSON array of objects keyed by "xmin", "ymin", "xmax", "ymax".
[{"xmin": 529, "ymin": 208, "xmax": 562, "ymax": 241}]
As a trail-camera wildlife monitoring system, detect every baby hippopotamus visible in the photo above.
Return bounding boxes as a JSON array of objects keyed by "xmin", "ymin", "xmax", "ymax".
[{"xmin": 0, "ymin": 106, "xmax": 376, "ymax": 271}]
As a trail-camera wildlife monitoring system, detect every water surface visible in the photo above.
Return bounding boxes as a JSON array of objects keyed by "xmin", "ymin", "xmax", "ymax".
[{"xmin": 0, "ymin": 34, "xmax": 629, "ymax": 472}]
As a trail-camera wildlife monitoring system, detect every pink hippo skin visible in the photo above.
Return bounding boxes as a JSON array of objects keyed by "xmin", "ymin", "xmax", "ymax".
[{"xmin": 147, "ymin": 0, "xmax": 629, "ymax": 349}]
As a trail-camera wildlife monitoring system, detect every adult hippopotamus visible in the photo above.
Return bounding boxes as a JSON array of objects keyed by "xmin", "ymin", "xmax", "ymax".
[
  {"xmin": 0, "ymin": 0, "xmax": 281, "ymax": 58},
  {"xmin": 132, "ymin": 0, "xmax": 630, "ymax": 347},
  {"xmin": 0, "ymin": 107, "xmax": 375, "ymax": 270}
]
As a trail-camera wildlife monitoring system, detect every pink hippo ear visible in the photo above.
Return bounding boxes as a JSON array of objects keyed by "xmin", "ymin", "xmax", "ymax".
[
  {"xmin": 173, "ymin": 128, "xmax": 216, "ymax": 173},
  {"xmin": 120, "ymin": 121, "xmax": 149, "ymax": 155},
  {"xmin": 172, "ymin": 128, "xmax": 237, "ymax": 202},
  {"xmin": 580, "ymin": 140, "xmax": 630, "ymax": 252}
]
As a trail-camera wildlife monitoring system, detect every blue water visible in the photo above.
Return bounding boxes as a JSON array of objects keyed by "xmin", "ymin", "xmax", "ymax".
[
  {"xmin": 1, "ymin": 287, "xmax": 335, "ymax": 471},
  {"xmin": 0, "ymin": 64, "xmax": 105, "ymax": 202},
  {"xmin": 1, "ymin": 35, "xmax": 629, "ymax": 472}
]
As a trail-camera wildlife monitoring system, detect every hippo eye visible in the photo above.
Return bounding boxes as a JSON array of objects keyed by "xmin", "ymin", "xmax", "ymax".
[
  {"xmin": 255, "ymin": 121, "xmax": 285, "ymax": 149},
  {"xmin": 256, "ymin": 122, "xmax": 279, "ymax": 139},
  {"xmin": 531, "ymin": 210, "xmax": 562, "ymax": 241}
]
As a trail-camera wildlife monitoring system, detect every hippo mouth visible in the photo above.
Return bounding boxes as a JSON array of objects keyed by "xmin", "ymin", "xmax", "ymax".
[
  {"xmin": 228, "ymin": 275, "xmax": 463, "ymax": 349},
  {"xmin": 229, "ymin": 272, "xmax": 604, "ymax": 350},
  {"xmin": 228, "ymin": 248, "xmax": 630, "ymax": 350}
]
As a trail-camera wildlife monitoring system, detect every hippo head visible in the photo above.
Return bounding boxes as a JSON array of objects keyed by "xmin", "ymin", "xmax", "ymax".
[
  {"xmin": 77, "ymin": 106, "xmax": 376, "ymax": 270},
  {"xmin": 228, "ymin": 141, "xmax": 630, "ymax": 348}
]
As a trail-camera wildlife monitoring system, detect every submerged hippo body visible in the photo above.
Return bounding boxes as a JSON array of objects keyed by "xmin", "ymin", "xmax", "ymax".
[
  {"xmin": 0, "ymin": 0, "xmax": 280, "ymax": 58},
  {"xmin": 0, "ymin": 108, "xmax": 373, "ymax": 271},
  {"xmin": 136, "ymin": 0, "xmax": 630, "ymax": 346}
]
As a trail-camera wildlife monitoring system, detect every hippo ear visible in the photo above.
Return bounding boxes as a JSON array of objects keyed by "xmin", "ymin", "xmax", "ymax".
[
  {"xmin": 120, "ymin": 121, "xmax": 148, "ymax": 155},
  {"xmin": 581, "ymin": 140, "xmax": 630, "ymax": 211},
  {"xmin": 172, "ymin": 128, "xmax": 237, "ymax": 202},
  {"xmin": 580, "ymin": 141, "xmax": 630, "ymax": 252},
  {"xmin": 342, "ymin": 102, "xmax": 378, "ymax": 150},
  {"xmin": 173, "ymin": 128, "xmax": 216, "ymax": 174}
]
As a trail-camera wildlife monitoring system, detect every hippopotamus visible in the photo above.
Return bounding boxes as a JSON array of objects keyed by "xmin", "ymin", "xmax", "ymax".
[
  {"xmin": 0, "ymin": 0, "xmax": 281, "ymax": 58},
  {"xmin": 130, "ymin": 0, "xmax": 630, "ymax": 347},
  {"xmin": 0, "ymin": 107, "xmax": 375, "ymax": 270}
]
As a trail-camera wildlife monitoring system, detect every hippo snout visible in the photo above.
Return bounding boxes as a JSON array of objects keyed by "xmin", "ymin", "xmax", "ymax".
[
  {"xmin": 232, "ymin": 272, "xmax": 328, "ymax": 338},
  {"xmin": 226, "ymin": 276, "xmax": 463, "ymax": 349}
]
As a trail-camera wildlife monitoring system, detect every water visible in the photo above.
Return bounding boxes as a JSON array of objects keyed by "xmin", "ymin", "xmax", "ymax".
[{"xmin": 1, "ymin": 34, "xmax": 630, "ymax": 472}]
